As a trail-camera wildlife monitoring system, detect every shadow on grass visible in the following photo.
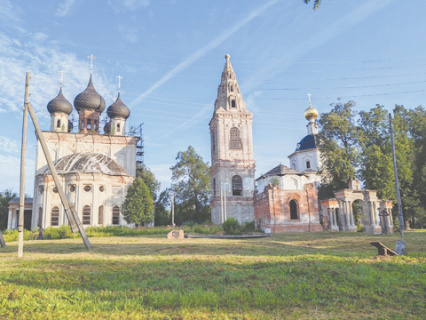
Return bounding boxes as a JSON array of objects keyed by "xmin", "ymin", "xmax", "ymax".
[{"xmin": 1, "ymin": 231, "xmax": 422, "ymax": 258}]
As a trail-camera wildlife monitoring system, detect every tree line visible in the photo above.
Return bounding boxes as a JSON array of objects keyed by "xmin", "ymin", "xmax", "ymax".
[{"xmin": 318, "ymin": 101, "xmax": 426, "ymax": 228}]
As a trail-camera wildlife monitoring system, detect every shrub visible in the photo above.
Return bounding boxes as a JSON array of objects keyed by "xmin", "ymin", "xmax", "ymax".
[
  {"xmin": 222, "ymin": 218, "xmax": 241, "ymax": 235},
  {"xmin": 242, "ymin": 221, "xmax": 255, "ymax": 233}
]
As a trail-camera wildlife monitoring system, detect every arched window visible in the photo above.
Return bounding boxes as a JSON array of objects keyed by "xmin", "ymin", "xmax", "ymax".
[
  {"xmin": 38, "ymin": 207, "xmax": 43, "ymax": 227},
  {"xmin": 231, "ymin": 99, "xmax": 236, "ymax": 108},
  {"xmin": 112, "ymin": 206, "xmax": 120, "ymax": 225},
  {"xmin": 117, "ymin": 123, "xmax": 121, "ymax": 132},
  {"xmin": 57, "ymin": 119, "xmax": 61, "ymax": 128},
  {"xmin": 290, "ymin": 200, "xmax": 298, "ymax": 220},
  {"xmin": 230, "ymin": 127, "xmax": 242, "ymax": 149},
  {"xmin": 306, "ymin": 161, "xmax": 311, "ymax": 169},
  {"xmin": 232, "ymin": 175, "xmax": 242, "ymax": 196},
  {"xmin": 213, "ymin": 178, "xmax": 216, "ymax": 197},
  {"xmin": 98, "ymin": 205, "xmax": 104, "ymax": 225},
  {"xmin": 87, "ymin": 119, "xmax": 91, "ymax": 130},
  {"xmin": 51, "ymin": 206, "xmax": 59, "ymax": 226},
  {"xmin": 83, "ymin": 205, "xmax": 91, "ymax": 225}
]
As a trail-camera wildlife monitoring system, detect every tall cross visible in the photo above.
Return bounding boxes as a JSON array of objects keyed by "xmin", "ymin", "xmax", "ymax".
[
  {"xmin": 307, "ymin": 93, "xmax": 312, "ymax": 106},
  {"xmin": 88, "ymin": 55, "xmax": 95, "ymax": 74},
  {"xmin": 58, "ymin": 70, "xmax": 64, "ymax": 88},
  {"xmin": 117, "ymin": 75, "xmax": 123, "ymax": 93}
]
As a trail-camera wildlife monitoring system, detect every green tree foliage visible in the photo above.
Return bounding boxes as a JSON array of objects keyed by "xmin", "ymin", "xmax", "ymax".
[
  {"xmin": 171, "ymin": 146, "xmax": 211, "ymax": 224},
  {"xmin": 304, "ymin": 0, "xmax": 322, "ymax": 11},
  {"xmin": 0, "ymin": 190, "xmax": 16, "ymax": 230},
  {"xmin": 154, "ymin": 189, "xmax": 171, "ymax": 226},
  {"xmin": 136, "ymin": 165, "xmax": 160, "ymax": 201},
  {"xmin": 317, "ymin": 100, "xmax": 359, "ymax": 198},
  {"xmin": 122, "ymin": 178, "xmax": 154, "ymax": 226},
  {"xmin": 358, "ymin": 105, "xmax": 395, "ymax": 199},
  {"xmin": 319, "ymin": 102, "xmax": 426, "ymax": 228}
]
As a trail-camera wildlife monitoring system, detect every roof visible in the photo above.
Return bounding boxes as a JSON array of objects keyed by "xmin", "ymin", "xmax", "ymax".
[
  {"xmin": 295, "ymin": 134, "xmax": 317, "ymax": 151},
  {"xmin": 43, "ymin": 152, "xmax": 129, "ymax": 176},
  {"xmin": 9, "ymin": 197, "xmax": 33, "ymax": 204},
  {"xmin": 256, "ymin": 164, "xmax": 305, "ymax": 181}
]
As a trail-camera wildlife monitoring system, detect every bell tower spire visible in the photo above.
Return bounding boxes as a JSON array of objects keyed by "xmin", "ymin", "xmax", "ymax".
[{"xmin": 214, "ymin": 54, "xmax": 246, "ymax": 113}]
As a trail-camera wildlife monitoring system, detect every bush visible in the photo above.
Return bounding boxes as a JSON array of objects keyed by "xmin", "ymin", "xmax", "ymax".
[
  {"xmin": 242, "ymin": 221, "xmax": 255, "ymax": 233},
  {"xmin": 222, "ymin": 218, "xmax": 242, "ymax": 235}
]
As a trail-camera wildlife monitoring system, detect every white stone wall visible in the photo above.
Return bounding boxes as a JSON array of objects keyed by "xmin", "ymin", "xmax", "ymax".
[{"xmin": 32, "ymin": 132, "xmax": 138, "ymax": 229}]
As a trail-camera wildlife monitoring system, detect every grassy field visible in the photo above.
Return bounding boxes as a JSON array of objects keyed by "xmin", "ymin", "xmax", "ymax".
[{"xmin": 0, "ymin": 231, "xmax": 425, "ymax": 319}]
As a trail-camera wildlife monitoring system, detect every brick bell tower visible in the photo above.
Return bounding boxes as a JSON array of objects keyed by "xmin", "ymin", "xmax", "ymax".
[{"xmin": 209, "ymin": 54, "xmax": 255, "ymax": 224}]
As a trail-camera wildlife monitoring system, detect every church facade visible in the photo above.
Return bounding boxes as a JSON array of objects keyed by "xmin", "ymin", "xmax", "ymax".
[
  {"xmin": 28, "ymin": 70, "xmax": 137, "ymax": 230},
  {"xmin": 209, "ymin": 55, "xmax": 256, "ymax": 224}
]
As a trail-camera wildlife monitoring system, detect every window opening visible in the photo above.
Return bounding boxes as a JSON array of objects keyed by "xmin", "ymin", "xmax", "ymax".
[
  {"xmin": 231, "ymin": 100, "xmax": 236, "ymax": 108},
  {"xmin": 306, "ymin": 161, "xmax": 311, "ymax": 169},
  {"xmin": 83, "ymin": 205, "xmax": 91, "ymax": 225},
  {"xmin": 232, "ymin": 175, "xmax": 242, "ymax": 196},
  {"xmin": 51, "ymin": 206, "xmax": 59, "ymax": 226},
  {"xmin": 57, "ymin": 119, "xmax": 61, "ymax": 128},
  {"xmin": 230, "ymin": 127, "xmax": 242, "ymax": 149},
  {"xmin": 290, "ymin": 200, "xmax": 298, "ymax": 220},
  {"xmin": 112, "ymin": 206, "xmax": 120, "ymax": 225}
]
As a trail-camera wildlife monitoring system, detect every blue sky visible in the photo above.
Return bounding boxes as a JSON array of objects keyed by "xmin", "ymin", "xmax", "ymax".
[{"xmin": 1, "ymin": 0, "xmax": 425, "ymax": 195}]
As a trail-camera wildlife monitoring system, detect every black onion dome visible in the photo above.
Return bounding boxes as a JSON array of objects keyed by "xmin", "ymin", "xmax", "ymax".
[
  {"xmin": 47, "ymin": 88, "xmax": 73, "ymax": 115},
  {"xmin": 107, "ymin": 93, "xmax": 130, "ymax": 119},
  {"xmin": 104, "ymin": 121, "xmax": 111, "ymax": 134},
  {"xmin": 74, "ymin": 75, "xmax": 106, "ymax": 112}
]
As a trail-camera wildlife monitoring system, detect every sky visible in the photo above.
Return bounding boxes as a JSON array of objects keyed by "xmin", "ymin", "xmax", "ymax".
[{"xmin": 1, "ymin": 0, "xmax": 426, "ymax": 195}]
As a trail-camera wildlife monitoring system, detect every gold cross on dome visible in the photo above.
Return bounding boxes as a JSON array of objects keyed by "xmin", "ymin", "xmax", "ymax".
[
  {"xmin": 117, "ymin": 75, "xmax": 123, "ymax": 93},
  {"xmin": 88, "ymin": 55, "xmax": 96, "ymax": 73},
  {"xmin": 307, "ymin": 93, "xmax": 312, "ymax": 106}
]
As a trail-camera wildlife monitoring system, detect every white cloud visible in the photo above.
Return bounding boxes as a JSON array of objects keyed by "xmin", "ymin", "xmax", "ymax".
[
  {"xmin": 0, "ymin": 136, "xmax": 19, "ymax": 154},
  {"xmin": 0, "ymin": 30, "xmax": 115, "ymax": 117},
  {"xmin": 0, "ymin": 154, "xmax": 35, "ymax": 193},
  {"xmin": 118, "ymin": 25, "xmax": 138, "ymax": 44},
  {"xmin": 56, "ymin": 0, "xmax": 76, "ymax": 17}
]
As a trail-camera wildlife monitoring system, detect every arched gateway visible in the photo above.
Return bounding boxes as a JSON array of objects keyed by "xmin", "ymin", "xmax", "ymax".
[{"xmin": 320, "ymin": 180, "xmax": 394, "ymax": 234}]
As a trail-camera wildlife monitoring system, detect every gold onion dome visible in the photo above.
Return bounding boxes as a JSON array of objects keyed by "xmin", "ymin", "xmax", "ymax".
[
  {"xmin": 74, "ymin": 75, "xmax": 106, "ymax": 113},
  {"xmin": 47, "ymin": 88, "xmax": 73, "ymax": 115},
  {"xmin": 304, "ymin": 104, "xmax": 318, "ymax": 121}
]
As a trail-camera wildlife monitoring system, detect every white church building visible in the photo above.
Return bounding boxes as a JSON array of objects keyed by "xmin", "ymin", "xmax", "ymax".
[{"xmin": 8, "ymin": 67, "xmax": 138, "ymax": 230}]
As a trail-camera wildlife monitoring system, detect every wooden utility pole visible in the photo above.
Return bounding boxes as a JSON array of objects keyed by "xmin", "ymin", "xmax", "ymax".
[
  {"xmin": 220, "ymin": 188, "xmax": 224, "ymax": 223},
  {"xmin": 0, "ymin": 230, "xmax": 7, "ymax": 248},
  {"xmin": 389, "ymin": 113, "xmax": 404, "ymax": 237},
  {"xmin": 171, "ymin": 191, "xmax": 175, "ymax": 227},
  {"xmin": 18, "ymin": 72, "xmax": 30, "ymax": 258},
  {"xmin": 25, "ymin": 98, "xmax": 92, "ymax": 251}
]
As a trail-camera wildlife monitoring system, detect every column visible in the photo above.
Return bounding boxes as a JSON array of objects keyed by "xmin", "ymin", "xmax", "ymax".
[{"xmin": 7, "ymin": 209, "xmax": 13, "ymax": 229}]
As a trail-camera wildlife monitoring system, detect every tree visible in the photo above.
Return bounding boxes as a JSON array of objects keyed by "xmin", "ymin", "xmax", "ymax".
[
  {"xmin": 136, "ymin": 165, "xmax": 160, "ymax": 201},
  {"xmin": 358, "ymin": 105, "xmax": 395, "ymax": 199},
  {"xmin": 317, "ymin": 100, "xmax": 360, "ymax": 198},
  {"xmin": 154, "ymin": 189, "xmax": 172, "ymax": 226},
  {"xmin": 170, "ymin": 146, "xmax": 211, "ymax": 224},
  {"xmin": 304, "ymin": 0, "xmax": 322, "ymax": 10},
  {"xmin": 0, "ymin": 190, "xmax": 16, "ymax": 230},
  {"xmin": 122, "ymin": 178, "xmax": 154, "ymax": 226}
]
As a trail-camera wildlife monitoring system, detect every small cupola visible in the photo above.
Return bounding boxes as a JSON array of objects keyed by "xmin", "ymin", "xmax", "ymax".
[
  {"xmin": 106, "ymin": 75, "xmax": 129, "ymax": 136},
  {"xmin": 47, "ymin": 71, "xmax": 73, "ymax": 132}
]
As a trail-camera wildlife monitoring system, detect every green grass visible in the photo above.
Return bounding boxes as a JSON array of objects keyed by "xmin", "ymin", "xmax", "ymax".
[
  {"xmin": 1, "ymin": 224, "xmax": 225, "ymax": 242},
  {"xmin": 0, "ymin": 231, "xmax": 425, "ymax": 319}
]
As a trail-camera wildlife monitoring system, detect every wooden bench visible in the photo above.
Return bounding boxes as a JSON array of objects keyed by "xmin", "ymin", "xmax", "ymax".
[{"xmin": 370, "ymin": 241, "xmax": 398, "ymax": 256}]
